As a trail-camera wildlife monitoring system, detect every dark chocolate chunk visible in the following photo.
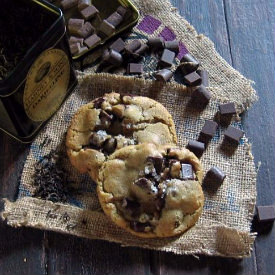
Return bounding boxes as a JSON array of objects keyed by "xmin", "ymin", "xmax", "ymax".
[
  {"xmin": 61, "ymin": 0, "xmax": 78, "ymax": 10},
  {"xmin": 106, "ymin": 11, "xmax": 123, "ymax": 27},
  {"xmin": 130, "ymin": 221, "xmax": 150, "ymax": 232},
  {"xmin": 256, "ymin": 206, "xmax": 275, "ymax": 222},
  {"xmin": 110, "ymin": 38, "xmax": 125, "ymax": 53},
  {"xmin": 147, "ymin": 37, "xmax": 164, "ymax": 50},
  {"xmin": 93, "ymin": 97, "xmax": 104, "ymax": 108},
  {"xmin": 99, "ymin": 110, "xmax": 113, "ymax": 128},
  {"xmin": 219, "ymin": 103, "xmax": 236, "ymax": 115},
  {"xmin": 89, "ymin": 132, "xmax": 107, "ymax": 148},
  {"xmin": 69, "ymin": 36, "xmax": 84, "ymax": 46},
  {"xmin": 69, "ymin": 42, "xmax": 81, "ymax": 55},
  {"xmin": 204, "ymin": 166, "xmax": 226, "ymax": 185},
  {"xmin": 68, "ymin": 18, "xmax": 84, "ymax": 35},
  {"xmin": 125, "ymin": 40, "xmax": 142, "ymax": 55},
  {"xmin": 98, "ymin": 20, "xmax": 115, "ymax": 36},
  {"xmin": 103, "ymin": 137, "xmax": 117, "ymax": 154},
  {"xmin": 178, "ymin": 62, "xmax": 199, "ymax": 75},
  {"xmin": 75, "ymin": 21, "xmax": 94, "ymax": 38},
  {"xmin": 224, "ymin": 126, "xmax": 244, "ymax": 143},
  {"xmin": 80, "ymin": 5, "xmax": 99, "ymax": 20},
  {"xmin": 122, "ymin": 198, "xmax": 140, "ymax": 209},
  {"xmin": 126, "ymin": 63, "xmax": 143, "ymax": 75},
  {"xmin": 134, "ymin": 43, "xmax": 149, "ymax": 56},
  {"xmin": 200, "ymin": 120, "xmax": 218, "ymax": 140},
  {"xmin": 197, "ymin": 70, "xmax": 209, "ymax": 87},
  {"xmin": 155, "ymin": 69, "xmax": 173, "ymax": 82},
  {"xmin": 183, "ymin": 71, "xmax": 202, "ymax": 87},
  {"xmin": 159, "ymin": 49, "xmax": 175, "ymax": 67},
  {"xmin": 180, "ymin": 53, "xmax": 200, "ymax": 66},
  {"xmin": 187, "ymin": 140, "xmax": 205, "ymax": 158},
  {"xmin": 102, "ymin": 49, "xmax": 123, "ymax": 66},
  {"xmin": 181, "ymin": 164, "xmax": 195, "ymax": 180},
  {"xmin": 147, "ymin": 156, "xmax": 164, "ymax": 174},
  {"xmin": 135, "ymin": 177, "xmax": 150, "ymax": 188},
  {"xmin": 164, "ymin": 40, "xmax": 179, "ymax": 54},
  {"xmin": 78, "ymin": 0, "xmax": 91, "ymax": 11},
  {"xmin": 116, "ymin": 5, "xmax": 128, "ymax": 17},
  {"xmin": 84, "ymin": 34, "xmax": 101, "ymax": 48},
  {"xmin": 191, "ymin": 86, "xmax": 211, "ymax": 106}
]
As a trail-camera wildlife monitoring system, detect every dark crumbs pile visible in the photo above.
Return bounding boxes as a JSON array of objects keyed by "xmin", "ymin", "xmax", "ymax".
[{"xmin": 33, "ymin": 151, "xmax": 68, "ymax": 203}]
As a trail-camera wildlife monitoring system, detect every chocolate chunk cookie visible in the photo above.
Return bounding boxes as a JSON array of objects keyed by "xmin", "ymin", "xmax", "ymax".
[
  {"xmin": 97, "ymin": 143, "xmax": 204, "ymax": 238},
  {"xmin": 66, "ymin": 93, "xmax": 177, "ymax": 181}
]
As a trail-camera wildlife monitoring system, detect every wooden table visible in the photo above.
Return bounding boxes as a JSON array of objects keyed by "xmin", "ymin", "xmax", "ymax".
[{"xmin": 1, "ymin": 1, "xmax": 274, "ymax": 274}]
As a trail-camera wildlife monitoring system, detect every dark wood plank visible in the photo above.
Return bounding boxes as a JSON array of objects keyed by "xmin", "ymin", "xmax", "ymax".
[
  {"xmin": 47, "ymin": 231, "xmax": 151, "ymax": 275},
  {"xmin": 0, "ymin": 133, "xmax": 46, "ymax": 275},
  {"xmin": 223, "ymin": 1, "xmax": 275, "ymax": 275}
]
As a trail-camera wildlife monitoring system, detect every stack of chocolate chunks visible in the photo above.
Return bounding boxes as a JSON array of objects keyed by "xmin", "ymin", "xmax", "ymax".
[{"xmin": 61, "ymin": 0, "xmax": 129, "ymax": 56}]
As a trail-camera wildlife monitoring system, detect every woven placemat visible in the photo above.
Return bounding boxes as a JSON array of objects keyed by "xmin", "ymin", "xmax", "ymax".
[{"xmin": 1, "ymin": 0, "xmax": 258, "ymax": 258}]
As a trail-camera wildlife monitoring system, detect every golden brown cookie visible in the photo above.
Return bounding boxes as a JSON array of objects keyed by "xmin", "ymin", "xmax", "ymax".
[
  {"xmin": 66, "ymin": 92, "xmax": 177, "ymax": 181},
  {"xmin": 97, "ymin": 143, "xmax": 204, "ymax": 238}
]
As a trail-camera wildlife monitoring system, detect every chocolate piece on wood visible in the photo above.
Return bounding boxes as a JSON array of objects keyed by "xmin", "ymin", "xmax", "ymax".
[
  {"xmin": 181, "ymin": 163, "xmax": 195, "ymax": 180},
  {"xmin": 106, "ymin": 12, "xmax": 123, "ymax": 27},
  {"xmin": 134, "ymin": 43, "xmax": 149, "ymax": 56},
  {"xmin": 219, "ymin": 102, "xmax": 236, "ymax": 115},
  {"xmin": 110, "ymin": 38, "xmax": 125, "ymax": 53},
  {"xmin": 68, "ymin": 18, "xmax": 84, "ymax": 35},
  {"xmin": 155, "ymin": 69, "xmax": 173, "ymax": 82},
  {"xmin": 178, "ymin": 62, "xmax": 199, "ymax": 75},
  {"xmin": 204, "ymin": 167, "xmax": 226, "ymax": 186},
  {"xmin": 78, "ymin": 0, "xmax": 91, "ymax": 11},
  {"xmin": 191, "ymin": 85, "xmax": 211, "ymax": 107},
  {"xmin": 84, "ymin": 34, "xmax": 101, "ymax": 48},
  {"xmin": 125, "ymin": 40, "xmax": 142, "ymax": 55},
  {"xmin": 200, "ymin": 120, "xmax": 218, "ymax": 140},
  {"xmin": 126, "ymin": 63, "xmax": 143, "ymax": 75},
  {"xmin": 224, "ymin": 126, "xmax": 244, "ymax": 143},
  {"xmin": 102, "ymin": 49, "xmax": 123, "ymax": 66},
  {"xmin": 197, "ymin": 70, "xmax": 209, "ymax": 87},
  {"xmin": 186, "ymin": 140, "xmax": 205, "ymax": 158},
  {"xmin": 69, "ymin": 36, "xmax": 84, "ymax": 46},
  {"xmin": 75, "ymin": 22, "xmax": 94, "ymax": 38},
  {"xmin": 99, "ymin": 20, "xmax": 115, "ymax": 36},
  {"xmin": 256, "ymin": 206, "xmax": 275, "ymax": 222},
  {"xmin": 159, "ymin": 49, "xmax": 175, "ymax": 67},
  {"xmin": 69, "ymin": 42, "xmax": 81, "ymax": 55},
  {"xmin": 183, "ymin": 71, "xmax": 202, "ymax": 86},
  {"xmin": 116, "ymin": 6, "xmax": 128, "ymax": 17},
  {"xmin": 80, "ymin": 5, "xmax": 99, "ymax": 20},
  {"xmin": 180, "ymin": 53, "xmax": 200, "ymax": 66},
  {"xmin": 147, "ymin": 37, "xmax": 164, "ymax": 50},
  {"xmin": 61, "ymin": 0, "xmax": 78, "ymax": 10},
  {"xmin": 164, "ymin": 40, "xmax": 179, "ymax": 54}
]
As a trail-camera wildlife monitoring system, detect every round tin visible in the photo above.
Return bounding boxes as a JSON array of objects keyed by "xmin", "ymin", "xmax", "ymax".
[{"xmin": 0, "ymin": 0, "xmax": 77, "ymax": 143}]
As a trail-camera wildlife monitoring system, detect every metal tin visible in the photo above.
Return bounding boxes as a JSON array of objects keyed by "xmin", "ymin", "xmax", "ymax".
[
  {"xmin": 0, "ymin": 0, "xmax": 77, "ymax": 143},
  {"xmin": 53, "ymin": 0, "xmax": 139, "ymax": 59}
]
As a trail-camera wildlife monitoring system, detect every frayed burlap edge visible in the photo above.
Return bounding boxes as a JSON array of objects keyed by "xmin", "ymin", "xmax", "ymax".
[{"xmin": 1, "ymin": 197, "xmax": 256, "ymax": 258}]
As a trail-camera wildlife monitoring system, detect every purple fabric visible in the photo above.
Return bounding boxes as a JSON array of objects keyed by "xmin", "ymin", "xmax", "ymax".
[
  {"xmin": 177, "ymin": 41, "xmax": 189, "ymax": 60},
  {"xmin": 159, "ymin": 26, "xmax": 176, "ymax": 41},
  {"xmin": 137, "ymin": 15, "xmax": 161, "ymax": 34}
]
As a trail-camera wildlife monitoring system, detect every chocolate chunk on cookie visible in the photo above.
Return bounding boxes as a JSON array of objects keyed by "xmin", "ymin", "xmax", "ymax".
[{"xmin": 97, "ymin": 143, "xmax": 204, "ymax": 238}]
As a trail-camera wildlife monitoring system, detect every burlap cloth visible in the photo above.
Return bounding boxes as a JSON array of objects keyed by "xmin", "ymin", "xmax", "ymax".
[{"xmin": 1, "ymin": 0, "xmax": 258, "ymax": 258}]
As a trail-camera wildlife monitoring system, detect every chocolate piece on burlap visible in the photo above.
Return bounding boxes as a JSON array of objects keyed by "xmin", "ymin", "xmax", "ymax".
[{"xmin": 1, "ymin": 0, "xmax": 258, "ymax": 259}]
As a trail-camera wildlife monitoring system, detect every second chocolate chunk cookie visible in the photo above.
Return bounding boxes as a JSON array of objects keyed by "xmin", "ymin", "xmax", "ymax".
[
  {"xmin": 97, "ymin": 143, "xmax": 204, "ymax": 238},
  {"xmin": 66, "ymin": 92, "xmax": 177, "ymax": 181}
]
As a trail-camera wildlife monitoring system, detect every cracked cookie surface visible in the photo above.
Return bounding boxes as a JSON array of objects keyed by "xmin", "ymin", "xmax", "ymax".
[
  {"xmin": 66, "ymin": 92, "xmax": 177, "ymax": 181},
  {"xmin": 97, "ymin": 143, "xmax": 204, "ymax": 238}
]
